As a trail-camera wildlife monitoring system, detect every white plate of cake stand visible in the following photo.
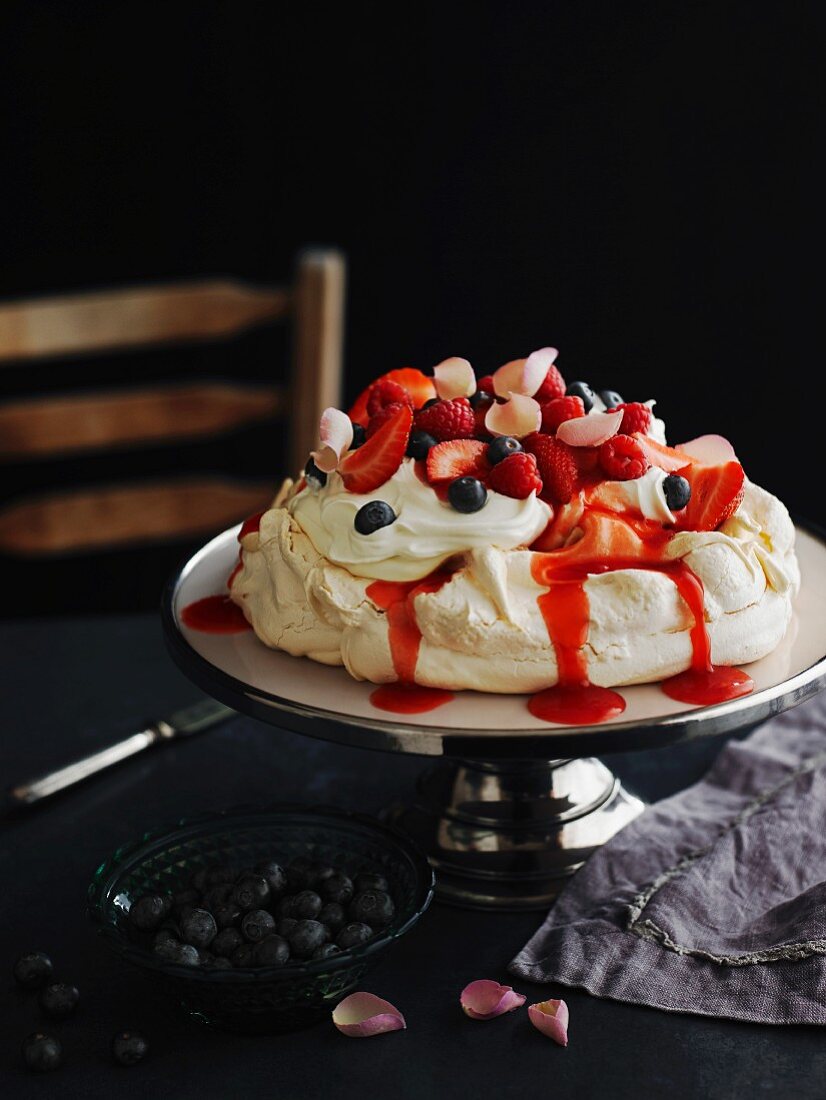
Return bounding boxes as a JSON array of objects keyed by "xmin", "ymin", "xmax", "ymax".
[{"xmin": 162, "ymin": 521, "xmax": 826, "ymax": 911}]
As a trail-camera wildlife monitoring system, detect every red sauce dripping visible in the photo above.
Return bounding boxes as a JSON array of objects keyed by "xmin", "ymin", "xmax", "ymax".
[
  {"xmin": 366, "ymin": 570, "xmax": 455, "ymax": 714},
  {"xmin": 181, "ymin": 595, "xmax": 251, "ymax": 634}
]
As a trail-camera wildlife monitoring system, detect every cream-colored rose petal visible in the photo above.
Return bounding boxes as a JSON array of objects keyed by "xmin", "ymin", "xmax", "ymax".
[
  {"xmin": 676, "ymin": 434, "xmax": 738, "ymax": 464},
  {"xmin": 434, "ymin": 357, "xmax": 476, "ymax": 400},
  {"xmin": 311, "ymin": 407, "xmax": 354, "ymax": 472},
  {"xmin": 493, "ymin": 350, "xmax": 554, "ymax": 399},
  {"xmin": 528, "ymin": 999, "xmax": 569, "ymax": 1046},
  {"xmin": 332, "ymin": 992, "xmax": 406, "ymax": 1038},
  {"xmin": 485, "ymin": 393, "xmax": 542, "ymax": 438},
  {"xmin": 557, "ymin": 409, "xmax": 623, "ymax": 448}
]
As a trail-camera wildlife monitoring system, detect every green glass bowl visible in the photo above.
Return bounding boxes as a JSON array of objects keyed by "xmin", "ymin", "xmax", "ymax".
[{"xmin": 87, "ymin": 803, "xmax": 434, "ymax": 1033}]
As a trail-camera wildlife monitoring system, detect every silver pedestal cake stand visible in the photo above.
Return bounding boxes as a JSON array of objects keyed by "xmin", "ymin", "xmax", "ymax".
[{"xmin": 162, "ymin": 523, "xmax": 826, "ymax": 910}]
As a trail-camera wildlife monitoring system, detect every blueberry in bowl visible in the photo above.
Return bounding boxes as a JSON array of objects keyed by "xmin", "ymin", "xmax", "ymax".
[{"xmin": 87, "ymin": 804, "xmax": 433, "ymax": 1033}]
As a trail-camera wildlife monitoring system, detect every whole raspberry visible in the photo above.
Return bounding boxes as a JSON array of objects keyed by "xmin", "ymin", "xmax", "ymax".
[
  {"xmin": 615, "ymin": 402, "xmax": 652, "ymax": 435},
  {"xmin": 487, "ymin": 452, "xmax": 543, "ymax": 499},
  {"xmin": 367, "ymin": 380, "xmax": 414, "ymax": 417},
  {"xmin": 533, "ymin": 362, "xmax": 567, "ymax": 403},
  {"xmin": 599, "ymin": 434, "xmax": 650, "ymax": 480},
  {"xmin": 524, "ymin": 433, "xmax": 578, "ymax": 503},
  {"xmin": 366, "ymin": 401, "xmax": 406, "ymax": 438},
  {"xmin": 414, "ymin": 397, "xmax": 476, "ymax": 442},
  {"xmin": 475, "ymin": 375, "xmax": 496, "ymax": 395},
  {"xmin": 540, "ymin": 395, "xmax": 585, "ymax": 434}
]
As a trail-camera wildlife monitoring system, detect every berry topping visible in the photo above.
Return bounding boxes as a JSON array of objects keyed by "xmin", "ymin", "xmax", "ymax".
[
  {"xmin": 615, "ymin": 401, "xmax": 653, "ymax": 435},
  {"xmin": 487, "ymin": 436, "xmax": 523, "ymax": 464},
  {"xmin": 366, "ymin": 401, "xmax": 406, "ymax": 438},
  {"xmin": 339, "ymin": 404, "xmax": 412, "ymax": 493},
  {"xmin": 407, "ymin": 430, "xmax": 438, "ymax": 459},
  {"xmin": 599, "ymin": 434, "xmax": 650, "ymax": 481},
  {"xmin": 354, "ymin": 500, "xmax": 396, "ymax": 534},
  {"xmin": 426, "ymin": 439, "xmax": 490, "ymax": 483},
  {"xmin": 565, "ymin": 381, "xmax": 595, "ymax": 412},
  {"xmin": 663, "ymin": 473, "xmax": 692, "ymax": 512},
  {"xmin": 348, "ymin": 368, "xmax": 436, "ymax": 426},
  {"xmin": 414, "ymin": 397, "xmax": 476, "ymax": 442},
  {"xmin": 304, "ymin": 458, "xmax": 327, "ymax": 487},
  {"xmin": 533, "ymin": 361, "xmax": 567, "ymax": 403},
  {"xmin": 447, "ymin": 477, "xmax": 488, "ymax": 513},
  {"xmin": 367, "ymin": 379, "xmax": 413, "ymax": 417},
  {"xmin": 540, "ymin": 395, "xmax": 586, "ymax": 434},
  {"xmin": 475, "ymin": 374, "xmax": 496, "ymax": 395},
  {"xmin": 487, "ymin": 452, "xmax": 543, "ymax": 499},
  {"xmin": 524, "ymin": 433, "xmax": 578, "ymax": 504},
  {"xmin": 599, "ymin": 388, "xmax": 624, "ymax": 409},
  {"xmin": 469, "ymin": 388, "xmax": 494, "ymax": 409},
  {"xmin": 350, "ymin": 422, "xmax": 366, "ymax": 448},
  {"xmin": 675, "ymin": 461, "xmax": 745, "ymax": 531}
]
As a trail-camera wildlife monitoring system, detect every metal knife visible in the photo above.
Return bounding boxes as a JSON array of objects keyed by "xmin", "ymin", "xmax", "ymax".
[{"xmin": 3, "ymin": 698, "xmax": 234, "ymax": 816}]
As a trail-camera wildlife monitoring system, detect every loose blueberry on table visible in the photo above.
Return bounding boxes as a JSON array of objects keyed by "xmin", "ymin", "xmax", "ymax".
[
  {"xmin": 21, "ymin": 1031, "xmax": 63, "ymax": 1073},
  {"xmin": 112, "ymin": 1030, "xmax": 149, "ymax": 1067},
  {"xmin": 13, "ymin": 951, "xmax": 54, "ymax": 989}
]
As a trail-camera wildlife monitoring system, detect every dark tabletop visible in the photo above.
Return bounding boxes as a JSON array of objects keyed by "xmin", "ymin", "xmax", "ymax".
[{"xmin": 2, "ymin": 614, "xmax": 824, "ymax": 1099}]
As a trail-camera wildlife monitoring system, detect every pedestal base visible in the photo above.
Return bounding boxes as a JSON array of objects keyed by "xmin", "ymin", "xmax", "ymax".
[{"xmin": 387, "ymin": 757, "xmax": 644, "ymax": 910}]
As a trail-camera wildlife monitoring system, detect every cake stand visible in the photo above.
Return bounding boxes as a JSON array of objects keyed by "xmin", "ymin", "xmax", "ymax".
[{"xmin": 162, "ymin": 522, "xmax": 826, "ymax": 910}]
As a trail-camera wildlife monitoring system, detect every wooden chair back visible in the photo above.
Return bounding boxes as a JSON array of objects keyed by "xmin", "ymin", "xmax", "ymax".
[{"xmin": 0, "ymin": 249, "xmax": 345, "ymax": 557}]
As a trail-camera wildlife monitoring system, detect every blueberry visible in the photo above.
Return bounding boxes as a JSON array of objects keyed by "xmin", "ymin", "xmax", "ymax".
[
  {"xmin": 153, "ymin": 935, "xmax": 183, "ymax": 962},
  {"xmin": 322, "ymin": 873, "xmax": 354, "ymax": 905},
  {"xmin": 206, "ymin": 865, "xmax": 237, "ymax": 887},
  {"xmin": 254, "ymin": 934, "xmax": 290, "ymax": 967},
  {"xmin": 663, "ymin": 474, "xmax": 692, "ymax": 512},
  {"xmin": 314, "ymin": 865, "xmax": 336, "ymax": 885},
  {"xmin": 311, "ymin": 944, "xmax": 341, "ymax": 961},
  {"xmin": 565, "ymin": 381, "xmax": 595, "ymax": 412},
  {"xmin": 241, "ymin": 909, "xmax": 276, "ymax": 943},
  {"xmin": 336, "ymin": 922, "xmax": 374, "ymax": 950},
  {"xmin": 350, "ymin": 889, "xmax": 396, "ymax": 928},
  {"xmin": 406, "ymin": 430, "xmax": 438, "ymax": 459},
  {"xmin": 304, "ymin": 458, "xmax": 327, "ymax": 487},
  {"xmin": 354, "ymin": 872, "xmax": 390, "ymax": 893},
  {"xmin": 292, "ymin": 890, "xmax": 323, "ymax": 919},
  {"xmin": 202, "ymin": 883, "xmax": 233, "ymax": 910},
  {"xmin": 448, "ymin": 477, "xmax": 487, "ymax": 514},
  {"xmin": 206, "ymin": 955, "xmax": 232, "ymax": 970},
  {"xmin": 599, "ymin": 388, "xmax": 624, "ymax": 409},
  {"xmin": 350, "ymin": 421, "xmax": 366, "ymax": 449},
  {"xmin": 469, "ymin": 389, "xmax": 494, "ymax": 409},
  {"xmin": 230, "ymin": 943, "xmax": 257, "ymax": 968},
  {"xmin": 212, "ymin": 927, "xmax": 244, "ymax": 958},
  {"xmin": 354, "ymin": 501, "xmax": 396, "ymax": 535},
  {"xmin": 487, "ymin": 436, "xmax": 523, "ymax": 464},
  {"xmin": 289, "ymin": 920, "xmax": 329, "ymax": 959},
  {"xmin": 22, "ymin": 1032, "xmax": 62, "ymax": 1073},
  {"xmin": 232, "ymin": 876, "xmax": 271, "ymax": 912},
  {"xmin": 318, "ymin": 902, "xmax": 347, "ymax": 932},
  {"xmin": 39, "ymin": 982, "xmax": 79, "ymax": 1019},
  {"xmin": 188, "ymin": 868, "xmax": 210, "ymax": 893},
  {"xmin": 277, "ymin": 917, "xmax": 298, "ymax": 938},
  {"xmin": 211, "ymin": 901, "xmax": 242, "ymax": 929},
  {"xmin": 13, "ymin": 951, "xmax": 53, "ymax": 989},
  {"xmin": 171, "ymin": 887, "xmax": 201, "ymax": 914},
  {"xmin": 112, "ymin": 1030, "xmax": 149, "ymax": 1067},
  {"xmin": 421, "ymin": 397, "xmax": 440, "ymax": 409},
  {"xmin": 172, "ymin": 944, "xmax": 201, "ymax": 967},
  {"xmin": 275, "ymin": 896, "xmax": 297, "ymax": 920},
  {"xmin": 179, "ymin": 908, "xmax": 217, "ymax": 949},
  {"xmin": 128, "ymin": 893, "xmax": 170, "ymax": 932},
  {"xmin": 254, "ymin": 859, "xmax": 288, "ymax": 898}
]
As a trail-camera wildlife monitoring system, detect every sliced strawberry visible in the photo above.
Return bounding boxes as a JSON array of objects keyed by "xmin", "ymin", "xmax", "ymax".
[
  {"xmin": 349, "ymin": 369, "xmax": 436, "ymax": 426},
  {"xmin": 636, "ymin": 435, "xmax": 696, "ymax": 473},
  {"xmin": 675, "ymin": 461, "xmax": 745, "ymax": 531},
  {"xmin": 339, "ymin": 405, "xmax": 413, "ymax": 493},
  {"xmin": 426, "ymin": 439, "xmax": 491, "ymax": 484}
]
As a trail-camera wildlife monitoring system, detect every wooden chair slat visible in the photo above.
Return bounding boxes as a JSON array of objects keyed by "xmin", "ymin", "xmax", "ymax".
[
  {"xmin": 0, "ymin": 279, "xmax": 290, "ymax": 363},
  {"xmin": 0, "ymin": 382, "xmax": 284, "ymax": 460},
  {"xmin": 0, "ymin": 478, "xmax": 274, "ymax": 556}
]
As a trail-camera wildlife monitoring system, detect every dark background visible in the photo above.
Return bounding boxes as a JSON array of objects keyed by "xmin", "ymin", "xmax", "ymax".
[{"xmin": 1, "ymin": 1, "xmax": 823, "ymax": 615}]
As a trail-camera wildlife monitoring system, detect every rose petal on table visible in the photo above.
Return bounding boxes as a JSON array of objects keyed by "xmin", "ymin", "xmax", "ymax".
[
  {"xmin": 332, "ymin": 992, "xmax": 407, "ymax": 1038},
  {"xmin": 528, "ymin": 999, "xmax": 569, "ymax": 1046},
  {"xmin": 311, "ymin": 407, "xmax": 354, "ymax": 472},
  {"xmin": 557, "ymin": 409, "xmax": 623, "ymax": 447},
  {"xmin": 485, "ymin": 393, "xmax": 542, "ymax": 438},
  {"xmin": 493, "ymin": 349, "xmax": 555, "ymax": 399},
  {"xmin": 675, "ymin": 433, "xmax": 738, "ymax": 464},
  {"xmin": 460, "ymin": 980, "xmax": 527, "ymax": 1020},
  {"xmin": 434, "ymin": 356, "xmax": 476, "ymax": 400}
]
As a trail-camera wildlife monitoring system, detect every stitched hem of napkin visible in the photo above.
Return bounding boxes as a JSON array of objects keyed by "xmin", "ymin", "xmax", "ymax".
[{"xmin": 625, "ymin": 747, "xmax": 826, "ymax": 966}]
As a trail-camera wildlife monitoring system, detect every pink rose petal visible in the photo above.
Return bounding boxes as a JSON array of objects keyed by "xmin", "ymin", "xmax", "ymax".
[
  {"xmin": 637, "ymin": 436, "xmax": 693, "ymax": 472},
  {"xmin": 676, "ymin": 433, "xmax": 738, "ymax": 464},
  {"xmin": 434, "ymin": 357, "xmax": 476, "ymax": 400},
  {"xmin": 528, "ymin": 999, "xmax": 569, "ymax": 1046},
  {"xmin": 311, "ymin": 407, "xmax": 355, "ymax": 472},
  {"xmin": 493, "ymin": 349, "xmax": 555, "ymax": 399},
  {"xmin": 460, "ymin": 979, "xmax": 527, "ymax": 1020},
  {"xmin": 557, "ymin": 409, "xmax": 623, "ymax": 448},
  {"xmin": 485, "ymin": 393, "xmax": 542, "ymax": 438},
  {"xmin": 332, "ymin": 992, "xmax": 406, "ymax": 1038}
]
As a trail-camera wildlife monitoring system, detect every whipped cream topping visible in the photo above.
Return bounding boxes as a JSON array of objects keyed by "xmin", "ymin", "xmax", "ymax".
[
  {"xmin": 604, "ymin": 466, "xmax": 676, "ymax": 524},
  {"xmin": 289, "ymin": 459, "xmax": 553, "ymax": 582}
]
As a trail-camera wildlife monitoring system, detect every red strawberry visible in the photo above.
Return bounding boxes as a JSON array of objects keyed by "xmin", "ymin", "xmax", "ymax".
[
  {"xmin": 414, "ymin": 397, "xmax": 476, "ymax": 442},
  {"xmin": 540, "ymin": 395, "xmax": 585, "ymax": 434},
  {"xmin": 366, "ymin": 401, "xmax": 406, "ymax": 438},
  {"xmin": 475, "ymin": 374, "xmax": 496, "ymax": 395},
  {"xmin": 524, "ymin": 433, "xmax": 579, "ymax": 503},
  {"xmin": 348, "ymin": 368, "xmax": 436, "ymax": 426},
  {"xmin": 426, "ymin": 439, "xmax": 491, "ymax": 483},
  {"xmin": 533, "ymin": 362, "xmax": 567, "ymax": 403},
  {"xmin": 488, "ymin": 452, "xmax": 543, "ymax": 499},
  {"xmin": 616, "ymin": 402, "xmax": 652, "ymax": 435},
  {"xmin": 367, "ymin": 380, "xmax": 413, "ymax": 417},
  {"xmin": 339, "ymin": 404, "xmax": 412, "ymax": 493},
  {"xmin": 599, "ymin": 434, "xmax": 650, "ymax": 480},
  {"xmin": 675, "ymin": 461, "xmax": 745, "ymax": 531}
]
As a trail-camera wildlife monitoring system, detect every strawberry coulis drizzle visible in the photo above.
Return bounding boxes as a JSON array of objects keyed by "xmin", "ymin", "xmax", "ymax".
[{"xmin": 181, "ymin": 512, "xmax": 264, "ymax": 634}]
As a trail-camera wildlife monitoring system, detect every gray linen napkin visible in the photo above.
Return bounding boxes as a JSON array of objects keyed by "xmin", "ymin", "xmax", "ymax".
[{"xmin": 510, "ymin": 693, "xmax": 826, "ymax": 1024}]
